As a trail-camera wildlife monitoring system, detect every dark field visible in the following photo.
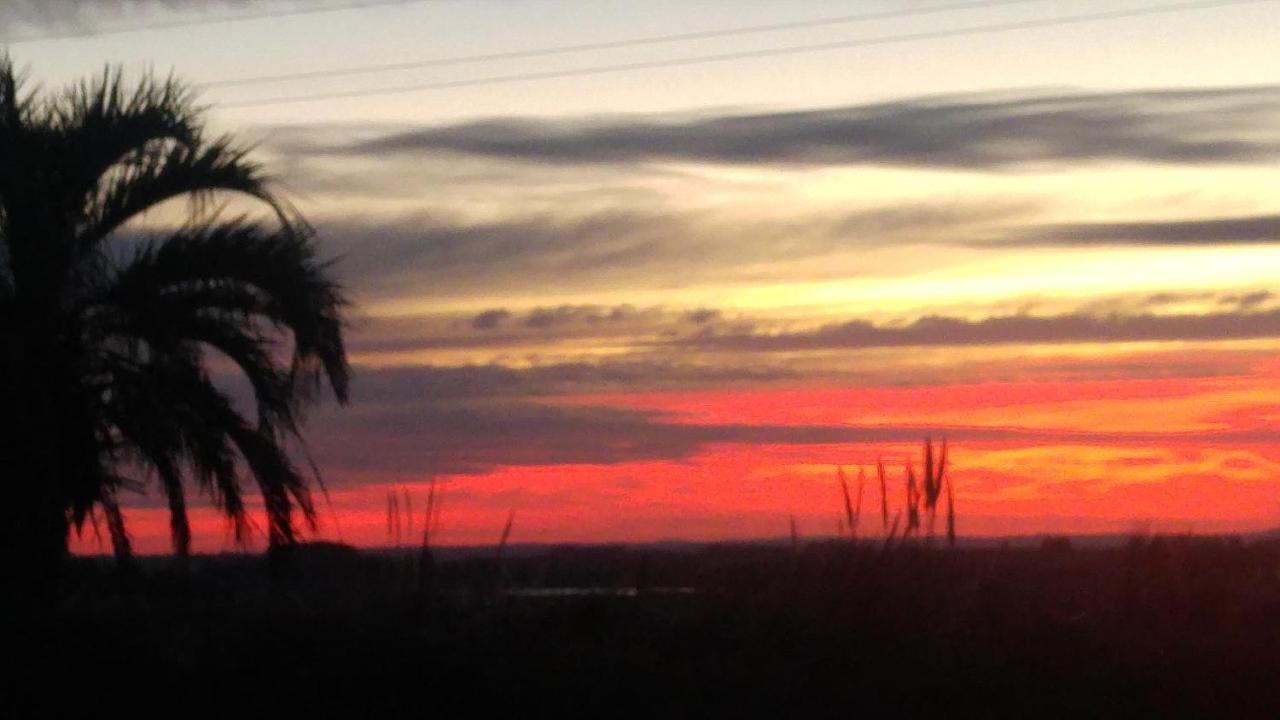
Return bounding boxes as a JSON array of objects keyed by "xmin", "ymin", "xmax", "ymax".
[{"xmin": 9, "ymin": 536, "xmax": 1280, "ymax": 717}]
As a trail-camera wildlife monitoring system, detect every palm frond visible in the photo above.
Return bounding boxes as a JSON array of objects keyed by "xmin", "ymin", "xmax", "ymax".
[
  {"xmin": 100, "ymin": 485, "xmax": 134, "ymax": 565},
  {"xmin": 51, "ymin": 66, "xmax": 203, "ymax": 217},
  {"xmin": 0, "ymin": 54, "xmax": 31, "ymax": 135},
  {"xmin": 105, "ymin": 351, "xmax": 314, "ymax": 551},
  {"xmin": 103, "ymin": 378, "xmax": 194, "ymax": 557},
  {"xmin": 227, "ymin": 422, "xmax": 317, "ymax": 546},
  {"xmin": 97, "ymin": 220, "xmax": 350, "ymax": 405},
  {"xmin": 78, "ymin": 136, "xmax": 303, "ymax": 253}
]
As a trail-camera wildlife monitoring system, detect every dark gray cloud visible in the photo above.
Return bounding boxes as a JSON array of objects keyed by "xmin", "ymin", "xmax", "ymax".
[
  {"xmin": 524, "ymin": 304, "xmax": 640, "ymax": 329},
  {"xmin": 212, "ymin": 338, "xmax": 1280, "ymax": 487},
  {"xmin": 684, "ymin": 308, "xmax": 721, "ymax": 324},
  {"xmin": 305, "ymin": 392, "xmax": 1280, "ymax": 481},
  {"xmin": 1006, "ymin": 214, "xmax": 1280, "ymax": 247},
  {"xmin": 326, "ymin": 86, "xmax": 1280, "ymax": 170},
  {"xmin": 311, "ymin": 205, "xmax": 1277, "ymax": 307},
  {"xmin": 1066, "ymin": 289, "xmax": 1277, "ymax": 316},
  {"xmin": 308, "ymin": 401, "xmax": 698, "ymax": 476},
  {"xmin": 346, "ymin": 290, "xmax": 1280, "ymax": 359},
  {"xmin": 1220, "ymin": 290, "xmax": 1275, "ymax": 310},
  {"xmin": 317, "ymin": 210, "xmax": 692, "ymax": 299},
  {"xmin": 349, "ymin": 305, "xmax": 702, "ymax": 355},
  {"xmin": 0, "ymin": 0, "xmax": 253, "ymax": 29},
  {"xmin": 340, "ymin": 360, "xmax": 799, "ymax": 403},
  {"xmin": 679, "ymin": 308, "xmax": 1280, "ymax": 352},
  {"xmin": 1139, "ymin": 291, "xmax": 1218, "ymax": 308},
  {"xmin": 315, "ymin": 202, "xmax": 1029, "ymax": 298},
  {"xmin": 470, "ymin": 308, "xmax": 510, "ymax": 330},
  {"xmin": 189, "ymin": 342, "xmax": 1280, "ymax": 485}
]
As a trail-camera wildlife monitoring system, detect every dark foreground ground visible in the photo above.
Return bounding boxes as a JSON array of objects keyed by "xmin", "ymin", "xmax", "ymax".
[{"xmin": 8, "ymin": 535, "xmax": 1280, "ymax": 717}]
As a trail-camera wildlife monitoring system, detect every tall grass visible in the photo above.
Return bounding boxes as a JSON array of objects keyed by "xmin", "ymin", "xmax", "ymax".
[
  {"xmin": 921, "ymin": 437, "xmax": 948, "ymax": 542},
  {"xmin": 494, "ymin": 509, "xmax": 516, "ymax": 595},
  {"xmin": 837, "ymin": 466, "xmax": 864, "ymax": 541},
  {"xmin": 381, "ymin": 476, "xmax": 444, "ymax": 596},
  {"xmin": 843, "ymin": 438, "xmax": 955, "ymax": 548},
  {"xmin": 877, "ymin": 459, "xmax": 889, "ymax": 535}
]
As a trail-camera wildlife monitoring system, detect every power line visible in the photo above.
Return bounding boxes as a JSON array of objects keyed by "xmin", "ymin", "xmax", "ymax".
[
  {"xmin": 217, "ymin": 0, "xmax": 1273, "ymax": 109},
  {"xmin": 202, "ymin": 0, "xmax": 1051, "ymax": 89},
  {"xmin": 2, "ymin": 0, "xmax": 433, "ymax": 44}
]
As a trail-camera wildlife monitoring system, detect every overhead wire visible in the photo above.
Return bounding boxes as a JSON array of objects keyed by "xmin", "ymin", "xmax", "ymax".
[
  {"xmin": 2, "ymin": 0, "xmax": 435, "ymax": 44},
  {"xmin": 201, "ymin": 0, "xmax": 1053, "ymax": 89},
  {"xmin": 213, "ymin": 0, "xmax": 1272, "ymax": 109}
]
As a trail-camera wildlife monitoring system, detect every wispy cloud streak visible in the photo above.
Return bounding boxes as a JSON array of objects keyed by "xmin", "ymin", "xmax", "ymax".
[
  {"xmin": 1005, "ymin": 214, "xmax": 1280, "ymax": 247},
  {"xmin": 323, "ymin": 86, "xmax": 1280, "ymax": 170},
  {"xmin": 680, "ymin": 308, "xmax": 1280, "ymax": 352}
]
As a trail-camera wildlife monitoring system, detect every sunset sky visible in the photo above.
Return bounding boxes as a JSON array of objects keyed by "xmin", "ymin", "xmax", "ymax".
[{"xmin": 9, "ymin": 0, "xmax": 1280, "ymax": 553}]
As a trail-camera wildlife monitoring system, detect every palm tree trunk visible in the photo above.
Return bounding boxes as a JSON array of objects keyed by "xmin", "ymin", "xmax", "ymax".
[
  {"xmin": 3, "ymin": 486, "xmax": 70, "ymax": 598},
  {"xmin": 1, "ymin": 335, "xmax": 72, "ymax": 600},
  {"xmin": 0, "ymin": 419, "xmax": 70, "ymax": 601}
]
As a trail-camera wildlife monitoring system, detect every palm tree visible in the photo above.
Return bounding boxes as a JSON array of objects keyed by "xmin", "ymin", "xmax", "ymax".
[{"xmin": 0, "ymin": 56, "xmax": 350, "ymax": 587}]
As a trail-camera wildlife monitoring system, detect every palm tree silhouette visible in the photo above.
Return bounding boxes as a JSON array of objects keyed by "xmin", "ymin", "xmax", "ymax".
[{"xmin": 0, "ymin": 57, "xmax": 350, "ymax": 587}]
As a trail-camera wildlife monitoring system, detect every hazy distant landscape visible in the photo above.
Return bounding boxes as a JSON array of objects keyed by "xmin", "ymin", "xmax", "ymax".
[{"xmin": 13, "ymin": 535, "xmax": 1280, "ymax": 716}]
